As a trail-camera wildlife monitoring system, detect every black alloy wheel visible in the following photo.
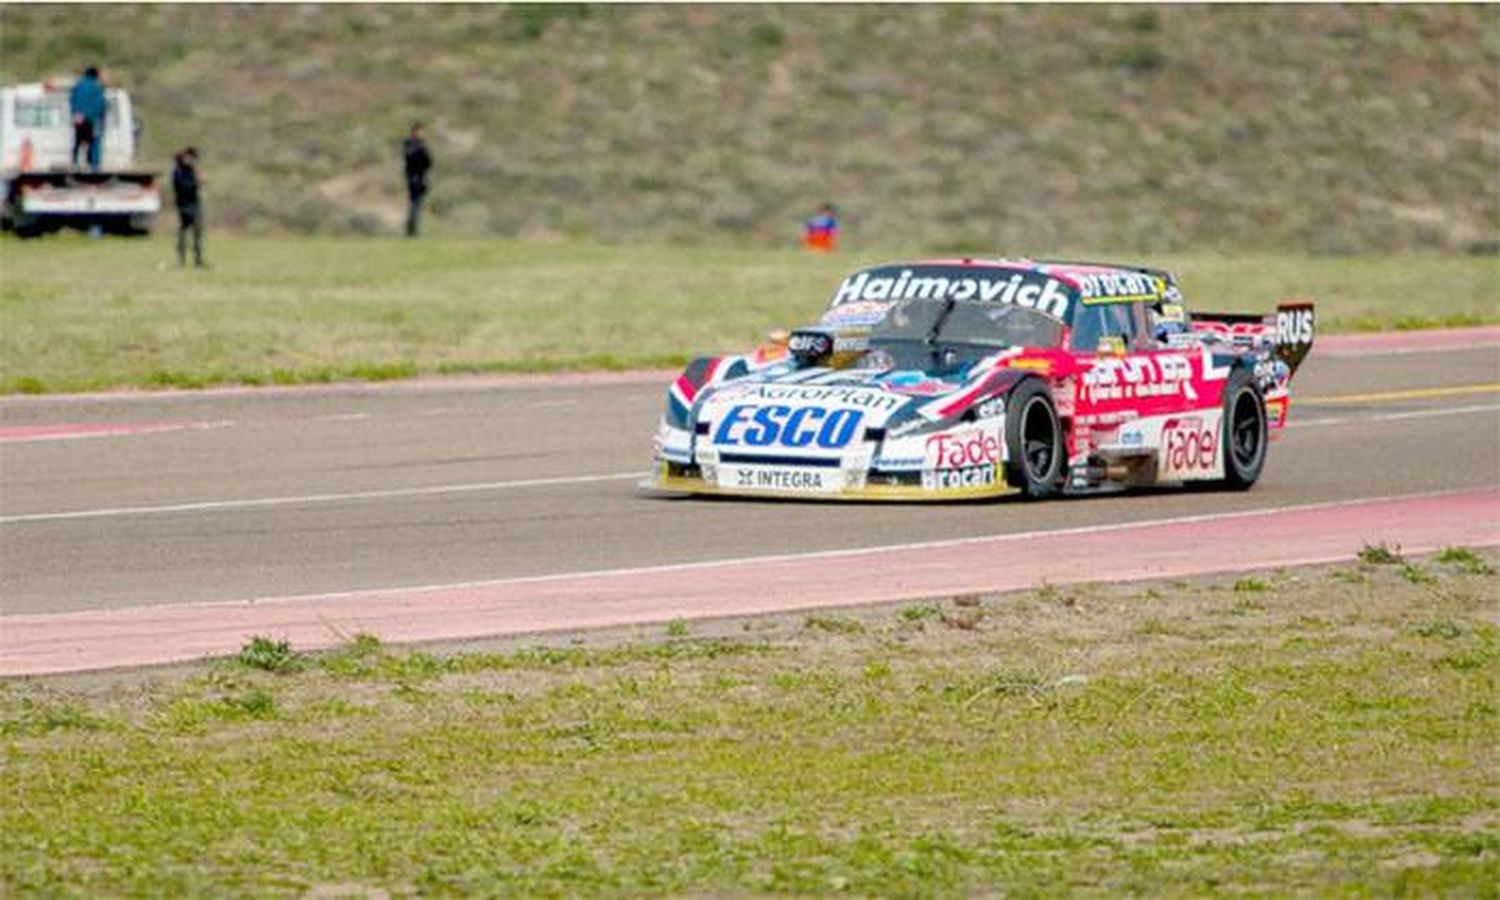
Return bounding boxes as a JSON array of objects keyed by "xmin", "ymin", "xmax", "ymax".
[
  {"xmin": 1220, "ymin": 368, "xmax": 1267, "ymax": 490},
  {"xmin": 1004, "ymin": 379, "xmax": 1064, "ymax": 499}
]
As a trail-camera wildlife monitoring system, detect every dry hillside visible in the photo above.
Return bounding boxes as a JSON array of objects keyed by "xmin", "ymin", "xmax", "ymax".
[{"xmin": 2, "ymin": 4, "xmax": 1496, "ymax": 251}]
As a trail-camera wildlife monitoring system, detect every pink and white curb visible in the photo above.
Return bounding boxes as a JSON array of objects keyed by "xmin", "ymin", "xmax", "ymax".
[
  {"xmin": 1316, "ymin": 326, "xmax": 1500, "ymax": 357},
  {"xmin": 0, "ymin": 369, "xmax": 680, "ymax": 405},
  {"xmin": 0, "ymin": 422, "xmax": 224, "ymax": 443},
  {"xmin": 3, "ymin": 488, "xmax": 1496, "ymax": 677}
]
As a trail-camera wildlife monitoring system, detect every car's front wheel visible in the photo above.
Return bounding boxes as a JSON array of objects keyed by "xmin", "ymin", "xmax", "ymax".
[{"xmin": 1004, "ymin": 379, "xmax": 1064, "ymax": 499}]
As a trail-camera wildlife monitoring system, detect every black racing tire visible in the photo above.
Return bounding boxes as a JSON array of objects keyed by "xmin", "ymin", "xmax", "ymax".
[
  {"xmin": 1219, "ymin": 367, "xmax": 1267, "ymax": 490},
  {"xmin": 1003, "ymin": 379, "xmax": 1065, "ymax": 499}
]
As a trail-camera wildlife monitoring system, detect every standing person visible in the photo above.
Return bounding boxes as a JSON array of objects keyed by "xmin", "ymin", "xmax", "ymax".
[
  {"xmin": 69, "ymin": 66, "xmax": 107, "ymax": 171},
  {"xmin": 403, "ymin": 122, "xmax": 432, "ymax": 237},
  {"xmin": 172, "ymin": 147, "xmax": 206, "ymax": 268},
  {"xmin": 803, "ymin": 202, "xmax": 839, "ymax": 252}
]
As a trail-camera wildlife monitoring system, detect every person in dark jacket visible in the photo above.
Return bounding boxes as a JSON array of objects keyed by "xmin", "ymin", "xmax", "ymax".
[
  {"xmin": 69, "ymin": 66, "xmax": 107, "ymax": 171},
  {"xmin": 403, "ymin": 122, "xmax": 432, "ymax": 237},
  {"xmin": 172, "ymin": 147, "xmax": 205, "ymax": 268}
]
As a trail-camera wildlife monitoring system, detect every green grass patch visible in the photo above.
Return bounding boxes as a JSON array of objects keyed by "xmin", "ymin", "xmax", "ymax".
[
  {"xmin": 3, "ymin": 552, "xmax": 1496, "ymax": 893},
  {"xmin": 1359, "ymin": 542, "xmax": 1405, "ymax": 565},
  {"xmin": 236, "ymin": 636, "xmax": 304, "ymax": 674},
  {"xmin": 1437, "ymin": 546, "xmax": 1497, "ymax": 576},
  {"xmin": 1, "ymin": 238, "xmax": 1497, "ymax": 393},
  {"xmin": 1401, "ymin": 562, "xmax": 1439, "ymax": 585},
  {"xmin": 803, "ymin": 615, "xmax": 865, "ymax": 635},
  {"xmin": 898, "ymin": 602, "xmax": 942, "ymax": 622}
]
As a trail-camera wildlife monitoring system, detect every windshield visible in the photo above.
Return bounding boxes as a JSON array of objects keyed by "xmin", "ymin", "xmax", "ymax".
[{"xmin": 827, "ymin": 298, "xmax": 1064, "ymax": 370}]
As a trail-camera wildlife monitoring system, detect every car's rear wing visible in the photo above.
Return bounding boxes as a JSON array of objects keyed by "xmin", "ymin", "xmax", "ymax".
[{"xmin": 1190, "ymin": 301, "xmax": 1315, "ymax": 377}]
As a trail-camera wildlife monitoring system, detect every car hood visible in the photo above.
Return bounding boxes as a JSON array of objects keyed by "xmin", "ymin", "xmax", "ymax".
[{"xmin": 691, "ymin": 363, "xmax": 1024, "ymax": 460}]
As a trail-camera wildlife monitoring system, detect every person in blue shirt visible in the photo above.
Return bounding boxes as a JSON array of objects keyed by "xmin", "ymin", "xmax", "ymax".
[
  {"xmin": 803, "ymin": 202, "xmax": 839, "ymax": 252},
  {"xmin": 69, "ymin": 66, "xmax": 107, "ymax": 171}
]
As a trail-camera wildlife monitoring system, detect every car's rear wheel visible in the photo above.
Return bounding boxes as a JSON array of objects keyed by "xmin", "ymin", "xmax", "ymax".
[
  {"xmin": 1219, "ymin": 368, "xmax": 1267, "ymax": 490},
  {"xmin": 1004, "ymin": 379, "xmax": 1064, "ymax": 499}
]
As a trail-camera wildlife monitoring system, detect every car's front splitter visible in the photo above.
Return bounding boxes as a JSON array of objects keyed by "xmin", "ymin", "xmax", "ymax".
[{"xmin": 644, "ymin": 465, "xmax": 1018, "ymax": 502}]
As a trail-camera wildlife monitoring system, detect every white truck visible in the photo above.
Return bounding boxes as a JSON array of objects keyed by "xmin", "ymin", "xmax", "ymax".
[{"xmin": 1, "ymin": 80, "xmax": 161, "ymax": 236}]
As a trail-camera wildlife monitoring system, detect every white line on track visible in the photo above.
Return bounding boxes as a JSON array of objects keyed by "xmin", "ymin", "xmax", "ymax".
[
  {"xmin": 57, "ymin": 485, "xmax": 1494, "ymax": 616},
  {"xmin": 0, "ymin": 471, "xmax": 643, "ymax": 525},
  {"xmin": 313, "ymin": 413, "xmax": 372, "ymax": 422},
  {"xmin": 1317, "ymin": 341, "xmax": 1500, "ymax": 358}
]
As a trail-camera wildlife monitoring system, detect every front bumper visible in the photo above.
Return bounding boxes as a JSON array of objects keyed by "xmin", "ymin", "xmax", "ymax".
[{"xmin": 644, "ymin": 460, "xmax": 1016, "ymax": 502}]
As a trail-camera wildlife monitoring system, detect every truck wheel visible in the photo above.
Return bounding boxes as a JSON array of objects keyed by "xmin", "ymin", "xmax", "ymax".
[
  {"xmin": 1219, "ymin": 368, "xmax": 1267, "ymax": 490},
  {"xmin": 1004, "ymin": 379, "xmax": 1064, "ymax": 499}
]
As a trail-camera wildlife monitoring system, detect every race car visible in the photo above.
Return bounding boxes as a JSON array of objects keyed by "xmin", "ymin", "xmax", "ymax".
[{"xmin": 647, "ymin": 259, "xmax": 1314, "ymax": 500}]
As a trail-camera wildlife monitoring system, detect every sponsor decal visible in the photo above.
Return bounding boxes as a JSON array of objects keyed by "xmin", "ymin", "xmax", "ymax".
[
  {"xmin": 922, "ymin": 465, "xmax": 996, "ymax": 490},
  {"xmin": 880, "ymin": 371, "xmax": 960, "ymax": 397},
  {"xmin": 787, "ymin": 331, "xmax": 833, "ymax": 358},
  {"xmin": 1118, "ymin": 428, "xmax": 1145, "ymax": 447},
  {"xmin": 1253, "ymin": 358, "xmax": 1289, "ymax": 392},
  {"xmin": 875, "ymin": 456, "xmax": 925, "ymax": 470},
  {"xmin": 1193, "ymin": 319, "xmax": 1271, "ymax": 351},
  {"xmin": 1007, "ymin": 357, "xmax": 1053, "ymax": 373},
  {"xmin": 820, "ymin": 300, "xmax": 894, "ymax": 327},
  {"xmin": 655, "ymin": 422, "xmax": 693, "ymax": 462},
  {"xmin": 1265, "ymin": 396, "xmax": 1288, "ymax": 429},
  {"xmin": 714, "ymin": 404, "xmax": 864, "ymax": 449},
  {"xmin": 1096, "ymin": 335, "xmax": 1128, "ymax": 356},
  {"xmin": 1157, "ymin": 302, "xmax": 1187, "ymax": 324},
  {"xmin": 1161, "ymin": 416, "xmax": 1219, "ymax": 476},
  {"xmin": 925, "ymin": 427, "xmax": 1001, "ymax": 469},
  {"xmin": 1075, "ymin": 410, "xmax": 1138, "ymax": 427},
  {"xmin": 1201, "ymin": 347, "xmax": 1234, "ymax": 382},
  {"xmin": 975, "ymin": 397, "xmax": 1006, "ymax": 420},
  {"xmin": 1276, "ymin": 307, "xmax": 1314, "ymax": 346},
  {"xmin": 830, "ymin": 266, "xmax": 1073, "ymax": 320},
  {"xmin": 728, "ymin": 465, "xmax": 835, "ymax": 492},
  {"xmin": 786, "ymin": 331, "xmax": 869, "ymax": 362},
  {"xmin": 1075, "ymin": 271, "xmax": 1167, "ymax": 303},
  {"xmin": 1082, "ymin": 354, "xmax": 1199, "ymax": 403},
  {"xmin": 713, "ymin": 383, "xmax": 902, "ymax": 413}
]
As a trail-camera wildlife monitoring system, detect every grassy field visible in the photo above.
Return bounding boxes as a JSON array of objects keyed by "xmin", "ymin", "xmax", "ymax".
[
  {"xmin": 2, "ymin": 549, "xmax": 1496, "ymax": 895},
  {"xmin": 2, "ymin": 6, "xmax": 1495, "ymax": 252},
  {"xmin": 1, "ymin": 236, "xmax": 1496, "ymax": 394}
]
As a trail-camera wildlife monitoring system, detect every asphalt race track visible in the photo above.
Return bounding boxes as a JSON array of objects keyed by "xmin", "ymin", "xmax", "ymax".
[{"xmin": 1, "ymin": 332, "xmax": 1497, "ymax": 672}]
